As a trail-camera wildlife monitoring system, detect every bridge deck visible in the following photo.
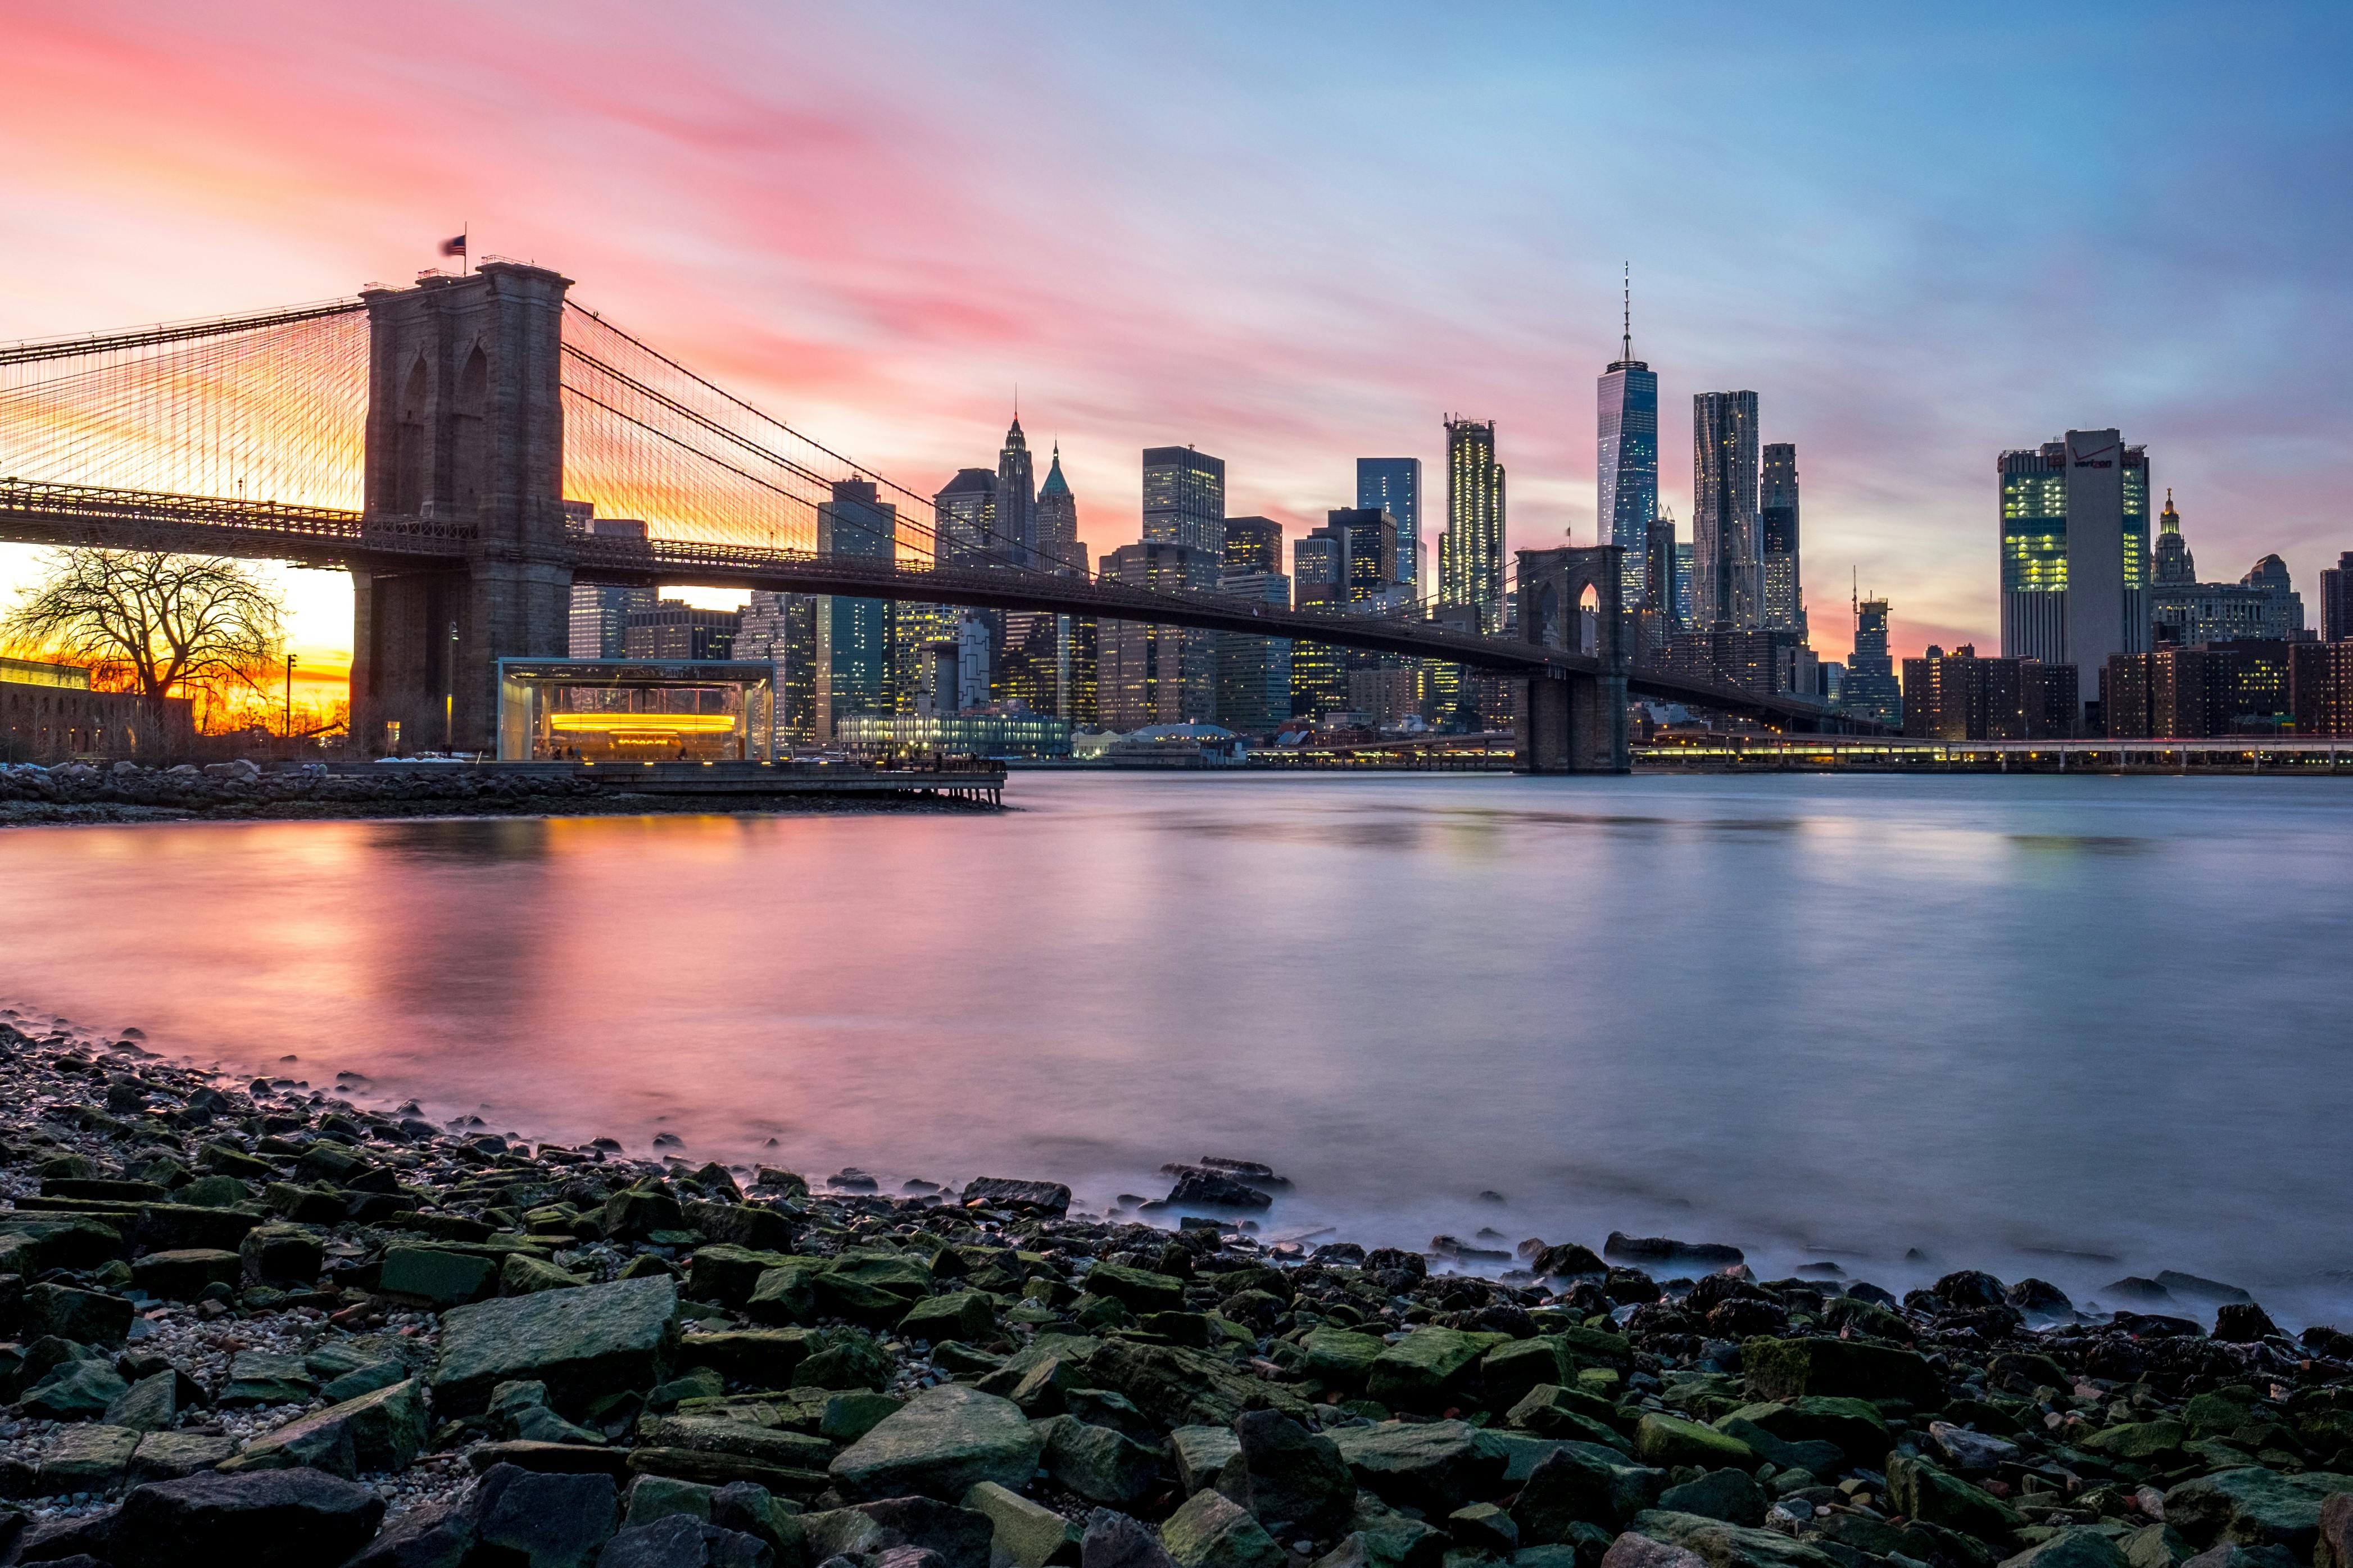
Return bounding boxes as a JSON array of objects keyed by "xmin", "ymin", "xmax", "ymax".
[{"xmin": 0, "ymin": 477, "xmax": 1861, "ymax": 730}]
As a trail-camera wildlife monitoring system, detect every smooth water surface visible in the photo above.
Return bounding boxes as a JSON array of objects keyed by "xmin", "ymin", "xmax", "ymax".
[{"xmin": 3, "ymin": 773, "xmax": 2350, "ymax": 1321}]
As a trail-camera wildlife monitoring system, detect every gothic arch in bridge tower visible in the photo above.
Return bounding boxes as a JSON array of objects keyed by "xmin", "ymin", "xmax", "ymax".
[
  {"xmin": 393, "ymin": 356, "xmax": 429, "ymax": 516},
  {"xmin": 1512, "ymin": 544, "xmax": 1630, "ymax": 773},
  {"xmin": 451, "ymin": 343, "xmax": 488, "ymax": 518}
]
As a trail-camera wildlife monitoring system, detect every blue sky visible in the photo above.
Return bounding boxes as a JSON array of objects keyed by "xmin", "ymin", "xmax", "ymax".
[{"xmin": 3, "ymin": 0, "xmax": 2349, "ymax": 662}]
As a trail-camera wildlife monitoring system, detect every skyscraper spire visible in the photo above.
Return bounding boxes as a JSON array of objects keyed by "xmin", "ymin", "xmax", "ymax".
[{"xmin": 1622, "ymin": 262, "xmax": 1632, "ymax": 364}]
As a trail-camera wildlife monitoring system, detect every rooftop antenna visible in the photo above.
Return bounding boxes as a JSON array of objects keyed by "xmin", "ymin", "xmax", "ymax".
[{"xmin": 1621, "ymin": 262, "xmax": 1632, "ymax": 363}]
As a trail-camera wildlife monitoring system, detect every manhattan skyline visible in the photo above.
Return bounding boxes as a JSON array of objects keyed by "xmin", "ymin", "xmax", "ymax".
[{"xmin": 2, "ymin": 2, "xmax": 2348, "ymax": 675}]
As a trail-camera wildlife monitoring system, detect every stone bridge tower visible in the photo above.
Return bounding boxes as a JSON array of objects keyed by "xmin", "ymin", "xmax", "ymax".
[
  {"xmin": 348, "ymin": 263, "xmax": 575, "ymax": 755},
  {"xmin": 1515, "ymin": 544, "xmax": 1630, "ymax": 772}
]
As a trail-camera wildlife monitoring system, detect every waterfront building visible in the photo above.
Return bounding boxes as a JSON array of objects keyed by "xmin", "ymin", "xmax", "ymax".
[
  {"xmin": 1347, "ymin": 665, "xmax": 1424, "ymax": 726},
  {"xmin": 2291, "ymin": 640, "xmax": 2353, "ymax": 735},
  {"xmin": 1035, "ymin": 442, "xmax": 1085, "ymax": 577},
  {"xmin": 933, "ymin": 467, "xmax": 997, "ymax": 567},
  {"xmin": 837, "ymin": 708, "xmax": 1072, "ymax": 760},
  {"xmin": 568, "ymin": 583, "xmax": 655, "ymax": 659},
  {"xmin": 2106, "ymin": 639, "xmax": 2319, "ymax": 737},
  {"xmin": 1760, "ymin": 442, "xmax": 1806, "ymax": 639},
  {"xmin": 1289, "ymin": 633, "xmax": 1347, "ymax": 721},
  {"xmin": 1357, "ymin": 457, "xmax": 1423, "ymax": 592},
  {"xmin": 815, "ymin": 478, "xmax": 897, "ymax": 737},
  {"xmin": 892, "ymin": 601, "xmax": 960, "ymax": 713},
  {"xmin": 735, "ymin": 590, "xmax": 818, "ymax": 747},
  {"xmin": 1662, "ymin": 629, "xmax": 1815, "ymax": 701},
  {"xmin": 1, "ymin": 656, "xmax": 194, "ymax": 762},
  {"xmin": 2147, "ymin": 497, "xmax": 2305, "ymax": 646},
  {"xmin": 624, "ymin": 601, "xmax": 740, "ymax": 661},
  {"xmin": 1692, "ymin": 391, "xmax": 1761, "ymax": 631},
  {"xmin": 1098, "ymin": 539, "xmax": 1216, "ymax": 728},
  {"xmin": 1998, "ymin": 431, "xmax": 2151, "ymax": 719},
  {"xmin": 1215, "ymin": 568, "xmax": 1293, "ymax": 733},
  {"xmin": 1222, "ymin": 516, "xmax": 1284, "ymax": 575},
  {"xmin": 1440, "ymin": 417, "xmax": 1506, "ymax": 630},
  {"xmin": 1901, "ymin": 646, "xmax": 2077, "ymax": 739},
  {"xmin": 998, "ymin": 416, "xmax": 1037, "ymax": 568},
  {"xmin": 1597, "ymin": 287, "xmax": 1658, "ymax": 608},
  {"xmin": 1316, "ymin": 508, "xmax": 1399, "ymax": 609},
  {"xmin": 1842, "ymin": 592, "xmax": 1902, "ymax": 726},
  {"xmin": 2323, "ymin": 552, "xmax": 2353, "ymax": 643},
  {"xmin": 1143, "ymin": 446, "xmax": 1226, "ymax": 567}
]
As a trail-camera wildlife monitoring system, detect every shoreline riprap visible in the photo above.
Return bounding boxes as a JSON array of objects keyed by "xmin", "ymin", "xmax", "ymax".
[
  {"xmin": 0, "ymin": 1015, "xmax": 2346, "ymax": 1567},
  {"xmin": 0, "ymin": 759, "xmax": 1001, "ymax": 827}
]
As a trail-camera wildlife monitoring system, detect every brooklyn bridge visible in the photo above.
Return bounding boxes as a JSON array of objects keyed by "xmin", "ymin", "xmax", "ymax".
[{"xmin": 0, "ymin": 262, "xmax": 1869, "ymax": 772}]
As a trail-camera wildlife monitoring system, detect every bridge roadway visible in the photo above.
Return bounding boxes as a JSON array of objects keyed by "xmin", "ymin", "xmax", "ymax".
[{"xmin": 0, "ymin": 476, "xmax": 1848, "ymax": 729}]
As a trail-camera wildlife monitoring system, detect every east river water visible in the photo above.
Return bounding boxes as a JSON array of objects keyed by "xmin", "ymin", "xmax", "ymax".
[{"xmin": 3, "ymin": 772, "xmax": 2350, "ymax": 1324}]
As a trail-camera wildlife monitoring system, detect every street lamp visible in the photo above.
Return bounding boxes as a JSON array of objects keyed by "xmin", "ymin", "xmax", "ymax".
[
  {"xmin": 284, "ymin": 652, "xmax": 297, "ymax": 746},
  {"xmin": 445, "ymin": 620, "xmax": 459, "ymax": 752}
]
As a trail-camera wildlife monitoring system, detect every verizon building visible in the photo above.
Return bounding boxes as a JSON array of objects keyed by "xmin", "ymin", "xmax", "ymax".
[{"xmin": 1999, "ymin": 429, "xmax": 2151, "ymax": 716}]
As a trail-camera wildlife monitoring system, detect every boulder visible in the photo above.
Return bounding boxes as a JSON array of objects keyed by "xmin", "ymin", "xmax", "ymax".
[
  {"xmin": 1172, "ymin": 1426, "xmax": 1245, "ymax": 1496},
  {"xmin": 829, "ymin": 1385, "xmax": 1044, "ymax": 1502},
  {"xmin": 1298, "ymin": 1328, "xmax": 1388, "ymax": 1392},
  {"xmin": 1996, "ymin": 1532, "xmax": 2133, "ymax": 1568},
  {"xmin": 504, "ymin": 1253, "xmax": 588, "ymax": 1295},
  {"xmin": 433, "ymin": 1275, "xmax": 681, "ymax": 1416},
  {"xmin": 746, "ymin": 1262, "xmax": 826, "ymax": 1326},
  {"xmin": 110, "ymin": 1468, "xmax": 386, "ymax": 1568},
  {"xmin": 381, "ymin": 1244, "xmax": 501, "ymax": 1307},
  {"xmin": 1656, "ymin": 1470, "xmax": 1764, "ymax": 1529},
  {"xmin": 220, "ymin": 1348, "xmax": 316, "ymax": 1406},
  {"xmin": 1740, "ymin": 1338, "xmax": 1943, "ymax": 1408},
  {"xmin": 2161, "ymin": 1469, "xmax": 2353, "ymax": 1556},
  {"xmin": 2082, "ymin": 1422, "xmax": 2188, "ymax": 1462},
  {"xmin": 1598, "ymin": 1534, "xmax": 1708, "ymax": 1568},
  {"xmin": 1160, "ymin": 1488, "xmax": 1285, "ymax": 1568},
  {"xmin": 1622, "ymin": 1510, "xmax": 1840, "ymax": 1568},
  {"xmin": 1082, "ymin": 1507, "xmax": 1180, "ymax": 1568},
  {"xmin": 126, "ymin": 1430, "xmax": 237, "ymax": 1484},
  {"xmin": 1084, "ymin": 1339, "xmax": 1309, "ymax": 1429},
  {"xmin": 22, "ymin": 1355, "xmax": 132, "ymax": 1419},
  {"xmin": 104, "ymin": 1369, "xmax": 200, "ymax": 1433},
  {"xmin": 2320, "ymin": 1494, "xmax": 2353, "ymax": 1568},
  {"xmin": 1635, "ymin": 1416, "xmax": 1757, "ymax": 1473},
  {"xmin": 690, "ymin": 1247, "xmax": 797, "ymax": 1308},
  {"xmin": 1366, "ymin": 1327, "xmax": 1493, "ymax": 1412},
  {"xmin": 1330, "ymin": 1420, "xmax": 1508, "ymax": 1513},
  {"xmin": 960, "ymin": 1178, "xmax": 1072, "ymax": 1216},
  {"xmin": 469, "ymin": 1462, "xmax": 621, "ymax": 1567},
  {"xmin": 223, "ymin": 1376, "xmax": 428, "ymax": 1476},
  {"xmin": 1885, "ymin": 1453, "xmax": 2024, "ymax": 1541},
  {"xmin": 38, "ymin": 1422, "xmax": 140, "ymax": 1494},
  {"xmin": 239, "ymin": 1222, "xmax": 324, "ymax": 1283},
  {"xmin": 1713, "ymin": 1398, "xmax": 1888, "ymax": 1467},
  {"xmin": 342, "ymin": 1497, "xmax": 477, "ymax": 1567},
  {"xmin": 967, "ymin": 1479, "xmax": 1084, "ymax": 1568},
  {"xmin": 1083, "ymin": 1264, "xmax": 1187, "ymax": 1315},
  {"xmin": 1045, "ymin": 1415, "xmax": 1163, "ymax": 1508},
  {"xmin": 1511, "ymin": 1443, "xmax": 1666, "ymax": 1540},
  {"xmin": 597, "ymin": 1511, "xmax": 777, "ymax": 1566},
  {"xmin": 129, "ymin": 1247, "xmax": 243, "ymax": 1299},
  {"xmin": 681, "ymin": 1329, "xmax": 820, "ymax": 1388},
  {"xmin": 900, "ymin": 1291, "xmax": 1000, "ymax": 1344},
  {"xmin": 23, "ymin": 1281, "xmax": 134, "ymax": 1343},
  {"xmin": 1217, "ymin": 1410, "xmax": 1355, "ymax": 1535}
]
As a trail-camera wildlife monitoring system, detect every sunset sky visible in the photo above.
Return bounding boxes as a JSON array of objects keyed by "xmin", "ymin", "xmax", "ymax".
[{"xmin": 3, "ymin": 1, "xmax": 2350, "ymax": 671}]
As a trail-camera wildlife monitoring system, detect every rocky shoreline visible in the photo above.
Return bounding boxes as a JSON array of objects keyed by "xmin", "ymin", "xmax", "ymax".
[
  {"xmin": 0, "ymin": 1014, "xmax": 2346, "ymax": 1568},
  {"xmin": 0, "ymin": 761, "xmax": 999, "ymax": 827}
]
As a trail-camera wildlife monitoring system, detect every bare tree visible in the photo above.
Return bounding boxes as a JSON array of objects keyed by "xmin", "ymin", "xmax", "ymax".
[{"xmin": 2, "ymin": 550, "xmax": 287, "ymax": 733}]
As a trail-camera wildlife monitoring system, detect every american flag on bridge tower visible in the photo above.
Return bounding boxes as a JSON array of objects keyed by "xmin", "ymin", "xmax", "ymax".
[{"xmin": 438, "ymin": 233, "xmax": 466, "ymax": 258}]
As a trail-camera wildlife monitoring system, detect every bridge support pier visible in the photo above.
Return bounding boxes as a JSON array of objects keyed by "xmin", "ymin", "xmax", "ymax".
[
  {"xmin": 351, "ymin": 262, "xmax": 575, "ymax": 756},
  {"xmin": 1509, "ymin": 546, "xmax": 1631, "ymax": 774},
  {"xmin": 351, "ymin": 562, "xmax": 571, "ymax": 756}
]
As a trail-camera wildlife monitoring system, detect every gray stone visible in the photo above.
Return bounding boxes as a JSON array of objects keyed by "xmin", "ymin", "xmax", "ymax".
[
  {"xmin": 110, "ymin": 1467, "xmax": 387, "ymax": 1568},
  {"xmin": 1082, "ymin": 1507, "xmax": 1178, "ymax": 1568},
  {"xmin": 1512, "ymin": 1443, "xmax": 1667, "ymax": 1542},
  {"xmin": 38, "ymin": 1423, "xmax": 140, "ymax": 1494},
  {"xmin": 960, "ymin": 1179, "xmax": 1072, "ymax": 1216},
  {"xmin": 343, "ymin": 1498, "xmax": 478, "ymax": 1567},
  {"xmin": 126, "ymin": 1430, "xmax": 237, "ymax": 1483},
  {"xmin": 469, "ymin": 1462, "xmax": 621, "ymax": 1568},
  {"xmin": 434, "ymin": 1275, "xmax": 682, "ymax": 1417},
  {"xmin": 220, "ymin": 1348, "xmax": 317, "ymax": 1406},
  {"xmin": 968, "ymin": 1480, "xmax": 1083, "ymax": 1568},
  {"xmin": 22, "ymin": 1281, "xmax": 134, "ymax": 1344},
  {"xmin": 21, "ymin": 1355, "xmax": 131, "ymax": 1419},
  {"xmin": 1218, "ymin": 1409, "xmax": 1354, "ymax": 1535},
  {"xmin": 1623, "ymin": 1510, "xmax": 1843, "ymax": 1568},
  {"xmin": 1656, "ymin": 1470, "xmax": 1764, "ymax": 1529},
  {"xmin": 2161, "ymin": 1470, "xmax": 2353, "ymax": 1557},
  {"xmin": 599, "ymin": 1511, "xmax": 777, "ymax": 1567},
  {"xmin": 103, "ymin": 1369, "xmax": 196, "ymax": 1433},
  {"xmin": 1171, "ymin": 1426, "xmax": 1244, "ymax": 1495},
  {"xmin": 1995, "ymin": 1530, "xmax": 2133, "ymax": 1568},
  {"xmin": 1331, "ymin": 1421, "xmax": 1511, "ymax": 1514},
  {"xmin": 1598, "ymin": 1534, "xmax": 1708, "ymax": 1568},
  {"xmin": 1160, "ymin": 1488, "xmax": 1285, "ymax": 1568},
  {"xmin": 223, "ymin": 1376, "xmax": 428, "ymax": 1477},
  {"xmin": 628, "ymin": 1474, "xmax": 719, "ymax": 1526},
  {"xmin": 829, "ymin": 1385, "xmax": 1044, "ymax": 1502},
  {"xmin": 711, "ymin": 1481, "xmax": 806, "ymax": 1561},
  {"xmin": 1042, "ymin": 1415, "xmax": 1162, "ymax": 1508}
]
